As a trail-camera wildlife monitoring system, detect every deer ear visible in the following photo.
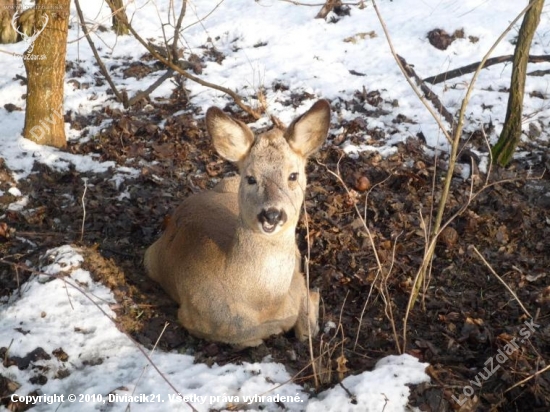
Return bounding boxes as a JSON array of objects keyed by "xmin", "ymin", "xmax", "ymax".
[
  {"xmin": 206, "ymin": 108, "xmax": 255, "ymax": 163},
  {"xmin": 284, "ymin": 100, "xmax": 331, "ymax": 158}
]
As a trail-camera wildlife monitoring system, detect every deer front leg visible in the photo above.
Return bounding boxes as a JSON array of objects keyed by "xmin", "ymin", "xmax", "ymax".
[{"xmin": 291, "ymin": 270, "xmax": 320, "ymax": 341}]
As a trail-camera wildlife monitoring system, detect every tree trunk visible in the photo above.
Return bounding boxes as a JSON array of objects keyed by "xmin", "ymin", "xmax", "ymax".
[
  {"xmin": 0, "ymin": 0, "xmax": 19, "ymax": 44},
  {"xmin": 23, "ymin": 0, "xmax": 70, "ymax": 148},
  {"xmin": 492, "ymin": 0, "xmax": 544, "ymax": 166},
  {"xmin": 107, "ymin": 0, "xmax": 129, "ymax": 36}
]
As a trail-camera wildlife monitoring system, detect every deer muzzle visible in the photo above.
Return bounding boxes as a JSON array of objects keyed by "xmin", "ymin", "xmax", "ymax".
[{"xmin": 258, "ymin": 208, "xmax": 287, "ymax": 234}]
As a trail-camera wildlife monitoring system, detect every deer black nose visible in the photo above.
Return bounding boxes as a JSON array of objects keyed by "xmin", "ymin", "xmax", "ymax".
[{"xmin": 258, "ymin": 208, "xmax": 287, "ymax": 226}]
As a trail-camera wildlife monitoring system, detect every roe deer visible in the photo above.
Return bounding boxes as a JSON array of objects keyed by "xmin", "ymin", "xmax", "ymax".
[{"xmin": 144, "ymin": 100, "xmax": 331, "ymax": 347}]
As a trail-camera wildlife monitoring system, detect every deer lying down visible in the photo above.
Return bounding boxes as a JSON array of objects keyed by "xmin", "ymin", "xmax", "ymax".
[{"xmin": 144, "ymin": 100, "xmax": 331, "ymax": 347}]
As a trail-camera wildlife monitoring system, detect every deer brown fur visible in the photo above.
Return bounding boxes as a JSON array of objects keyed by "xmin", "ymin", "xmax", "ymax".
[{"xmin": 144, "ymin": 100, "xmax": 331, "ymax": 347}]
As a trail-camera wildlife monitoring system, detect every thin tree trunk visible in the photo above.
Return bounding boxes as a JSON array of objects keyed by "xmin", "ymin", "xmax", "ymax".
[
  {"xmin": 492, "ymin": 0, "xmax": 544, "ymax": 166},
  {"xmin": 23, "ymin": 0, "xmax": 70, "ymax": 148},
  {"xmin": 0, "ymin": 0, "xmax": 19, "ymax": 43},
  {"xmin": 107, "ymin": 0, "xmax": 129, "ymax": 36}
]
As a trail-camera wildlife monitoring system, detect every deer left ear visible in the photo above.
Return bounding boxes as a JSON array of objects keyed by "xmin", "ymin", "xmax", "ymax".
[
  {"xmin": 206, "ymin": 107, "xmax": 255, "ymax": 164},
  {"xmin": 284, "ymin": 100, "xmax": 331, "ymax": 158}
]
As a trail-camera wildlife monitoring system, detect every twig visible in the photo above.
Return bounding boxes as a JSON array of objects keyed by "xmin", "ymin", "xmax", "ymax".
[
  {"xmin": 337, "ymin": 290, "xmax": 349, "ymax": 336},
  {"xmin": 302, "ymin": 185, "xmax": 320, "ymax": 388},
  {"xmin": 116, "ymin": 9, "xmax": 261, "ymax": 118},
  {"xmin": 504, "ymin": 363, "xmax": 550, "ymax": 393},
  {"xmin": 384, "ymin": 232, "xmax": 402, "ymax": 352},
  {"xmin": 170, "ymin": 0, "xmax": 187, "ymax": 61},
  {"xmin": 527, "ymin": 68, "xmax": 550, "ymax": 76},
  {"xmin": 76, "ymin": 0, "xmax": 179, "ymax": 108},
  {"xmin": 128, "ymin": 322, "xmax": 170, "ymax": 408},
  {"xmin": 338, "ymin": 382, "xmax": 357, "ymax": 402},
  {"xmin": 15, "ymin": 265, "xmax": 20, "ymax": 293},
  {"xmin": 471, "ymin": 246, "xmax": 532, "ymax": 318},
  {"xmin": 353, "ymin": 174, "xmax": 393, "ymax": 351},
  {"xmin": 4, "ymin": 339, "xmax": 14, "ymax": 365},
  {"xmin": 321, "ymin": 155, "xmax": 384, "ymax": 273},
  {"xmin": 424, "ymin": 54, "xmax": 550, "ymax": 85},
  {"xmin": 305, "ymin": 257, "xmax": 319, "ymax": 389},
  {"xmin": 74, "ymin": 0, "xmax": 127, "ymax": 106},
  {"xmin": 63, "ymin": 277, "xmax": 74, "ymax": 310},
  {"xmin": 127, "ymin": 68, "xmax": 175, "ymax": 106},
  {"xmin": 68, "ymin": 0, "xmax": 132, "ymax": 44},
  {"xmin": 226, "ymin": 335, "xmax": 348, "ymax": 411},
  {"xmin": 277, "ymin": 0, "xmax": 362, "ymax": 6},
  {"xmin": 0, "ymin": 258, "xmax": 199, "ymax": 412},
  {"xmin": 0, "ymin": 48, "xmax": 26, "ymax": 57},
  {"xmin": 384, "ymin": 0, "xmax": 535, "ymax": 348},
  {"xmin": 152, "ymin": 2, "xmax": 172, "ymax": 61},
  {"xmin": 397, "ymin": 55, "xmax": 455, "ymax": 129},
  {"xmin": 181, "ymin": 0, "xmax": 226, "ymax": 32},
  {"xmin": 371, "ymin": 0, "xmax": 452, "ymax": 144},
  {"xmin": 80, "ymin": 177, "xmax": 88, "ymax": 242},
  {"xmin": 381, "ymin": 393, "xmax": 389, "ymax": 412},
  {"xmin": 319, "ymin": 157, "xmax": 403, "ymax": 352}
]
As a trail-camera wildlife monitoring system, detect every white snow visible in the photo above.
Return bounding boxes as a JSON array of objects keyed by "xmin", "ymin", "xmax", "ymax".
[
  {"xmin": 0, "ymin": 246, "xmax": 428, "ymax": 412},
  {"xmin": 307, "ymin": 355, "xmax": 429, "ymax": 412},
  {"xmin": 2, "ymin": 0, "xmax": 550, "ymax": 410},
  {"xmin": 7, "ymin": 187, "xmax": 21, "ymax": 197}
]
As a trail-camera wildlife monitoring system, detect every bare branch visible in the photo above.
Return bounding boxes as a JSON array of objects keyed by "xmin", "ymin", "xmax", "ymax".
[
  {"xmin": 397, "ymin": 54, "xmax": 455, "ymax": 130},
  {"xmin": 118, "ymin": 14, "xmax": 262, "ymax": 119},
  {"xmin": 75, "ymin": 0, "xmax": 186, "ymax": 109},
  {"xmin": 277, "ymin": 0, "xmax": 362, "ymax": 6},
  {"xmin": 371, "ymin": 1, "xmax": 453, "ymax": 144},
  {"xmin": 181, "ymin": 0, "xmax": 225, "ymax": 32},
  {"xmin": 171, "ymin": 0, "xmax": 187, "ymax": 61},
  {"xmin": 74, "ymin": 0, "xmax": 127, "ymax": 106},
  {"xmin": 127, "ymin": 68, "xmax": 175, "ymax": 107},
  {"xmin": 505, "ymin": 363, "xmax": 550, "ymax": 394},
  {"xmin": 471, "ymin": 245, "xmax": 532, "ymax": 318},
  {"xmin": 424, "ymin": 54, "xmax": 550, "ymax": 85}
]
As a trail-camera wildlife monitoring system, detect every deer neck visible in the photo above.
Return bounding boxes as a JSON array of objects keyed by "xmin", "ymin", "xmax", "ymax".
[{"xmin": 229, "ymin": 224, "xmax": 297, "ymax": 291}]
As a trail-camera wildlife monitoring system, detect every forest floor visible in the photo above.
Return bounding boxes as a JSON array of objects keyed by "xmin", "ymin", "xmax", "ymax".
[{"xmin": 1, "ymin": 78, "xmax": 550, "ymax": 411}]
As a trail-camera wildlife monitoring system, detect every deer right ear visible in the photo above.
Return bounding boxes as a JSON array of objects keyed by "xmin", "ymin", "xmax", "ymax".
[
  {"xmin": 206, "ymin": 108, "xmax": 255, "ymax": 163},
  {"xmin": 284, "ymin": 100, "xmax": 331, "ymax": 158}
]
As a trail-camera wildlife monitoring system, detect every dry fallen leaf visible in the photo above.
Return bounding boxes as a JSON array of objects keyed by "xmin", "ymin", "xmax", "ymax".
[
  {"xmin": 440, "ymin": 226, "xmax": 459, "ymax": 248},
  {"xmin": 355, "ymin": 175, "xmax": 371, "ymax": 192},
  {"xmin": 343, "ymin": 31, "xmax": 377, "ymax": 43},
  {"xmin": 336, "ymin": 354, "xmax": 349, "ymax": 381},
  {"xmin": 0, "ymin": 222, "xmax": 11, "ymax": 240},
  {"xmin": 496, "ymin": 225, "xmax": 509, "ymax": 244}
]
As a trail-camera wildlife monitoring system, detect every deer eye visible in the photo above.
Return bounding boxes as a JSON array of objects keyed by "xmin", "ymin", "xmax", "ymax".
[
  {"xmin": 246, "ymin": 176, "xmax": 257, "ymax": 185},
  {"xmin": 289, "ymin": 173, "xmax": 298, "ymax": 182}
]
